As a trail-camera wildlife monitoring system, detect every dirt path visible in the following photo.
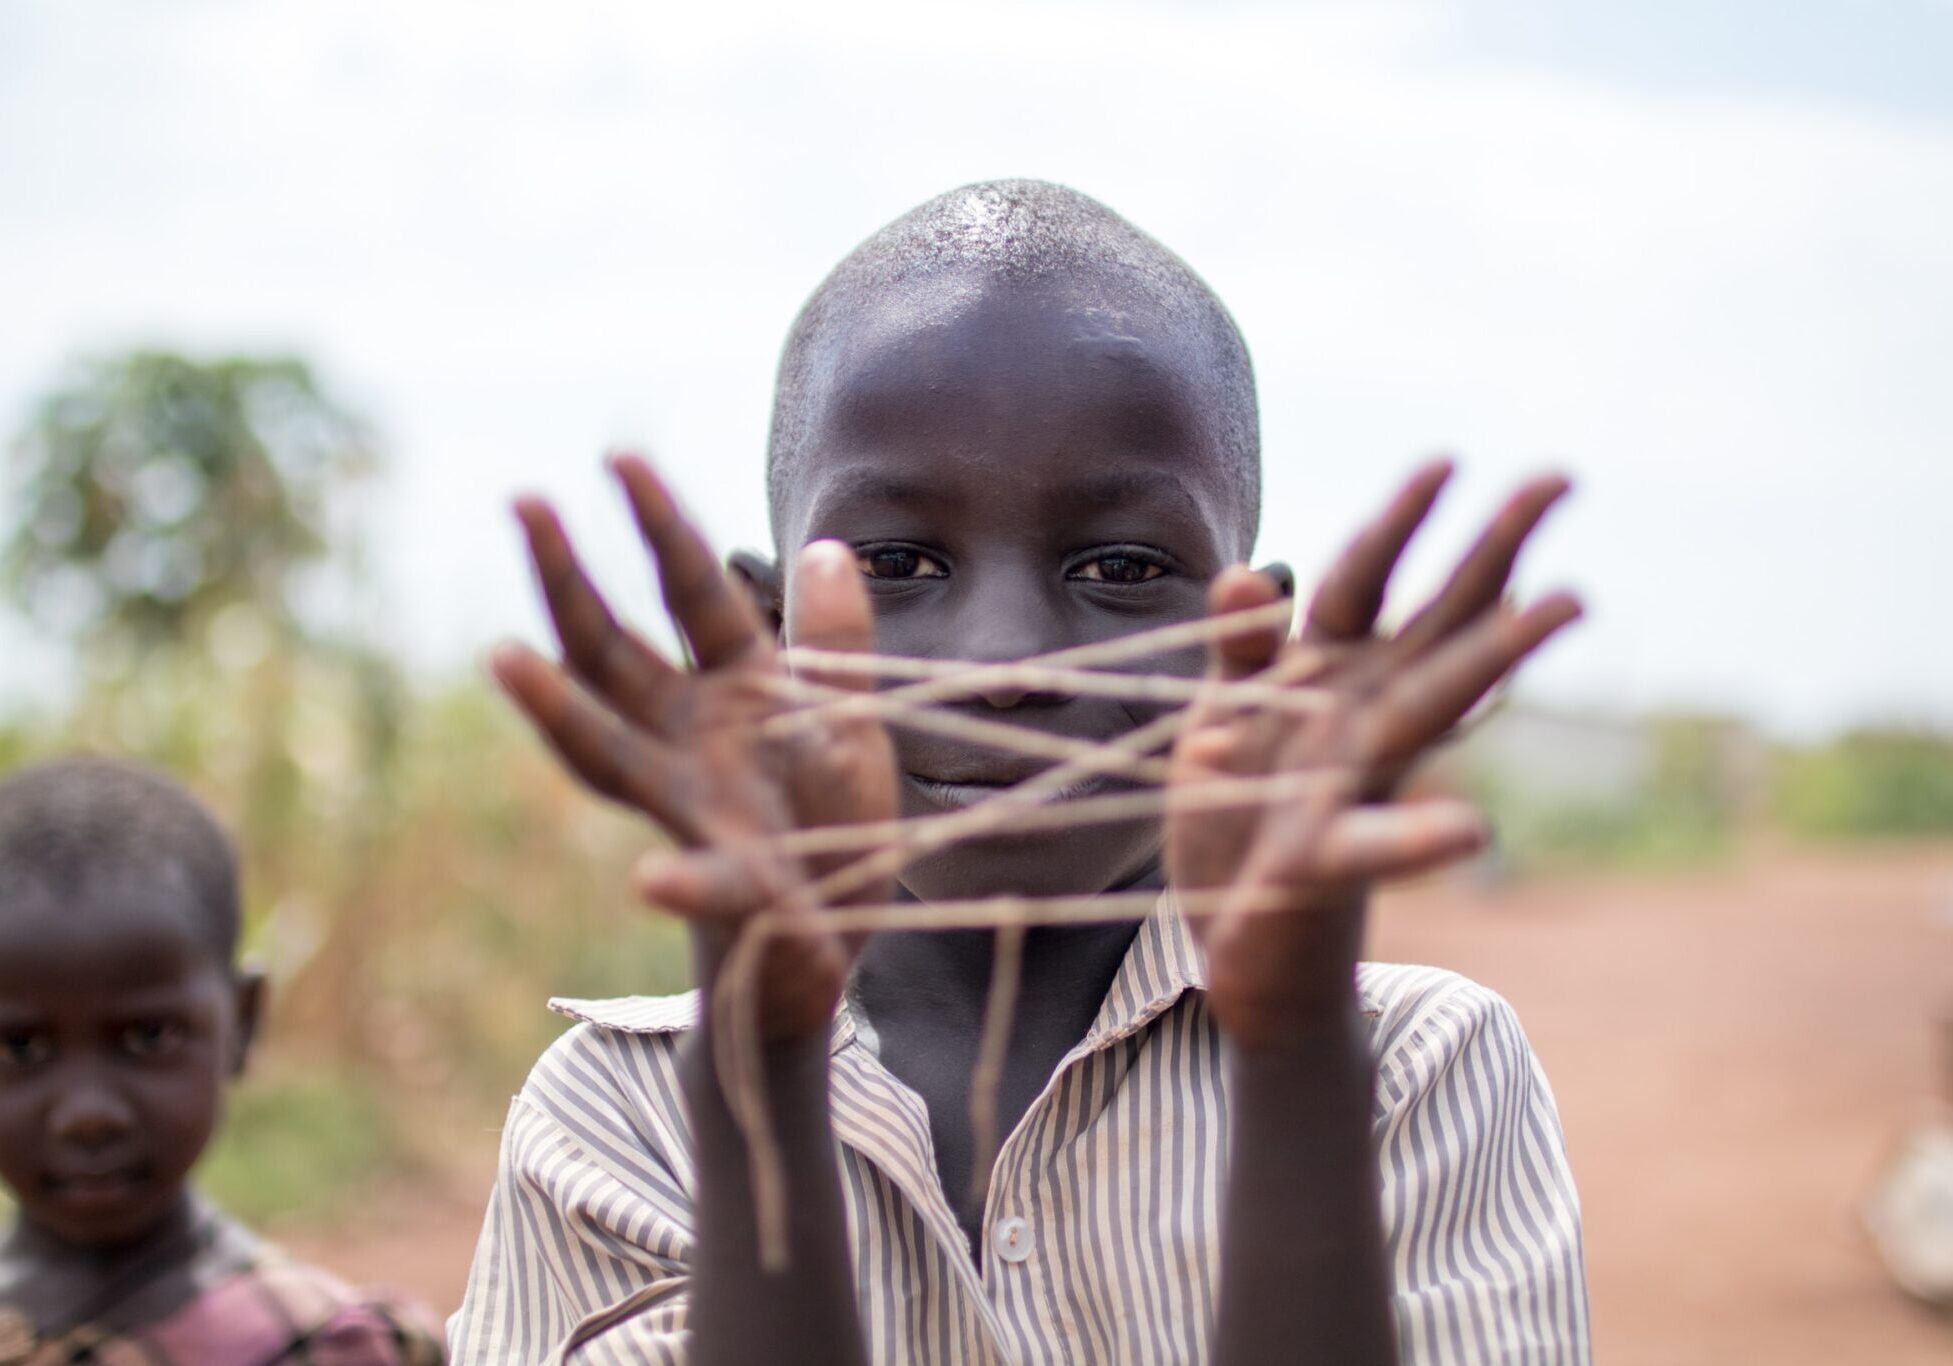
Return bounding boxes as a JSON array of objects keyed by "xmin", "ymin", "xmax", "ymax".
[
  {"xmin": 1369, "ymin": 846, "xmax": 1953, "ymax": 1364},
  {"xmin": 292, "ymin": 848, "xmax": 1953, "ymax": 1361}
]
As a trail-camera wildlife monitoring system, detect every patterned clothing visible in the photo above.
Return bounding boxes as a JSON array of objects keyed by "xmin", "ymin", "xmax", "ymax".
[
  {"xmin": 451, "ymin": 900, "xmax": 1591, "ymax": 1364},
  {"xmin": 0, "ymin": 1206, "xmax": 444, "ymax": 1366}
]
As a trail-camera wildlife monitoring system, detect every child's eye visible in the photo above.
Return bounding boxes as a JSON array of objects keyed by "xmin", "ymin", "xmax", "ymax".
[
  {"xmin": 118, "ymin": 1021, "xmax": 186, "ymax": 1061},
  {"xmin": 1072, "ymin": 554, "xmax": 1166, "ymax": 585},
  {"xmin": 1, "ymin": 1029, "xmax": 52, "ymax": 1068},
  {"xmin": 856, "ymin": 547, "xmax": 948, "ymax": 580}
]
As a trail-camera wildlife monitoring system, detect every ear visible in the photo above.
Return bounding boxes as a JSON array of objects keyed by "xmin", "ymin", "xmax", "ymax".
[
  {"xmin": 229, "ymin": 962, "xmax": 267, "ymax": 1078},
  {"xmin": 1253, "ymin": 560, "xmax": 1296, "ymax": 599},
  {"xmin": 728, "ymin": 549, "xmax": 786, "ymax": 640}
]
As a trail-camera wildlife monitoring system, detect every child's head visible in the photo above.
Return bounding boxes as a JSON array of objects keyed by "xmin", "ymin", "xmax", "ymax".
[
  {"xmin": 0, "ymin": 758, "xmax": 260, "ymax": 1250},
  {"xmin": 743, "ymin": 180, "xmax": 1287, "ymax": 901}
]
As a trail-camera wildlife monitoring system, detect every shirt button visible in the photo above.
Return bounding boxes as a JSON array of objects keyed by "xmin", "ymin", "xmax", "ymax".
[{"xmin": 994, "ymin": 1215, "xmax": 1033, "ymax": 1264}]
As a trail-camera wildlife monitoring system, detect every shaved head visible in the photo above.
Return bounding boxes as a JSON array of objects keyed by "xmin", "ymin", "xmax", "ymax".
[
  {"xmin": 0, "ymin": 756, "xmax": 240, "ymax": 964},
  {"xmin": 767, "ymin": 179, "xmax": 1260, "ymax": 554}
]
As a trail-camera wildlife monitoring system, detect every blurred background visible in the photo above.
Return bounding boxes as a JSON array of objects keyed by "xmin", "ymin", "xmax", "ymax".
[{"xmin": 1, "ymin": 1, "xmax": 1948, "ymax": 1360}]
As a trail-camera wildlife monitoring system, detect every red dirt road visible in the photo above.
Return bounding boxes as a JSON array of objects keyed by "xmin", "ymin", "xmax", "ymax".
[
  {"xmin": 1370, "ymin": 846, "xmax": 1953, "ymax": 1364},
  {"xmin": 292, "ymin": 848, "xmax": 1953, "ymax": 1362}
]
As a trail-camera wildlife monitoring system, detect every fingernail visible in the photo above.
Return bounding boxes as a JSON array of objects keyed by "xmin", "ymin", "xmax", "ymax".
[
  {"xmin": 1544, "ymin": 592, "xmax": 1585, "ymax": 624},
  {"xmin": 801, "ymin": 539, "xmax": 853, "ymax": 575}
]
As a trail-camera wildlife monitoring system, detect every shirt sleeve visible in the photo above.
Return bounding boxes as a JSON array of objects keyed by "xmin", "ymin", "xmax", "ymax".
[
  {"xmin": 448, "ymin": 1025, "xmax": 698, "ymax": 1366},
  {"xmin": 1368, "ymin": 968, "xmax": 1592, "ymax": 1365}
]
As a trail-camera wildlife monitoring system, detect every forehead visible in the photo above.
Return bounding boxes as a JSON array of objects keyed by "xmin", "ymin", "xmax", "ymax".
[
  {"xmin": 0, "ymin": 876, "xmax": 224, "ymax": 1006},
  {"xmin": 783, "ymin": 273, "xmax": 1241, "ymax": 543}
]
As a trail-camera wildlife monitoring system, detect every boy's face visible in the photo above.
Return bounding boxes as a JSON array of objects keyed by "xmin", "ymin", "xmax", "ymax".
[
  {"xmin": 773, "ymin": 273, "xmax": 1265, "ymax": 902},
  {"xmin": 0, "ymin": 877, "xmax": 252, "ymax": 1249}
]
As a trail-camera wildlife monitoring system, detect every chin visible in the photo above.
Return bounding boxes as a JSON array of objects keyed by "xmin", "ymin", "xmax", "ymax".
[
  {"xmin": 896, "ymin": 822, "xmax": 1162, "ymax": 904},
  {"xmin": 29, "ymin": 1176, "xmax": 185, "ymax": 1251}
]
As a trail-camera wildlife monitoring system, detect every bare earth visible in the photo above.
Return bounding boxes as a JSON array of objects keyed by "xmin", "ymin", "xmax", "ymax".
[{"xmin": 289, "ymin": 847, "xmax": 1953, "ymax": 1362}]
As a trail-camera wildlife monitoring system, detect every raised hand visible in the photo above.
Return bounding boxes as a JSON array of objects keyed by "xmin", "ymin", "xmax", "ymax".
[
  {"xmin": 1167, "ymin": 462, "xmax": 1580, "ymax": 1049},
  {"xmin": 490, "ymin": 454, "xmax": 898, "ymax": 1042}
]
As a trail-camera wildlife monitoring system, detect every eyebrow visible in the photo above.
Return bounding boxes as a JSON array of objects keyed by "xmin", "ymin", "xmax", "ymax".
[
  {"xmin": 1055, "ymin": 469, "xmax": 1203, "ymax": 514},
  {"xmin": 803, "ymin": 465, "xmax": 1214, "ymax": 539},
  {"xmin": 801, "ymin": 468, "xmax": 956, "ymax": 528}
]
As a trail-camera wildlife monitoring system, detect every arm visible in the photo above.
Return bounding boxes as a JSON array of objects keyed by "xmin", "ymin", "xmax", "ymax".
[
  {"xmin": 488, "ymin": 456, "xmax": 889, "ymax": 1366},
  {"xmin": 1217, "ymin": 995, "xmax": 1393, "ymax": 1363},
  {"xmin": 680, "ymin": 1030, "xmax": 863, "ymax": 1365},
  {"xmin": 1169, "ymin": 464, "xmax": 1581, "ymax": 1366}
]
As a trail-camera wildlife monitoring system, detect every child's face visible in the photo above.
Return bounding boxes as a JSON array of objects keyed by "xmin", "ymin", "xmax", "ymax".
[
  {"xmin": 775, "ymin": 273, "xmax": 1263, "ymax": 902},
  {"xmin": 0, "ymin": 878, "xmax": 251, "ymax": 1249}
]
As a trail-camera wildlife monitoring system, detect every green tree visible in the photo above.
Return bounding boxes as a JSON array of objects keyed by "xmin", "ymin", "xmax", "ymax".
[
  {"xmin": 5, "ymin": 350, "xmax": 375, "ymax": 663},
  {"xmin": 4, "ymin": 349, "xmax": 399, "ymax": 1057}
]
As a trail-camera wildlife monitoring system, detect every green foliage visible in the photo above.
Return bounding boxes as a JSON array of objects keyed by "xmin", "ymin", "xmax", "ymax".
[
  {"xmin": 5, "ymin": 351, "xmax": 373, "ymax": 659},
  {"xmin": 1466, "ymin": 711, "xmax": 1745, "ymax": 873},
  {"xmin": 1481, "ymin": 789, "xmax": 1731, "ymax": 873},
  {"xmin": 1773, "ymin": 727, "xmax": 1953, "ymax": 839},
  {"xmin": 198, "ymin": 1070, "xmax": 395, "ymax": 1227}
]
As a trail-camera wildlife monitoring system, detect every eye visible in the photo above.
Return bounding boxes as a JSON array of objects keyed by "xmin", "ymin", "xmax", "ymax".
[
  {"xmin": 0, "ymin": 1028, "xmax": 52, "ymax": 1069},
  {"xmin": 856, "ymin": 546, "xmax": 948, "ymax": 580},
  {"xmin": 118, "ymin": 1020, "xmax": 186, "ymax": 1061},
  {"xmin": 1071, "ymin": 552, "xmax": 1167, "ymax": 585}
]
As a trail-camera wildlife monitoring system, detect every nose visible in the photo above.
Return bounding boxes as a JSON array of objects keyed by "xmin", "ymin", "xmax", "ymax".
[
  {"xmin": 48, "ymin": 1072, "xmax": 137, "ymax": 1150},
  {"xmin": 954, "ymin": 569, "xmax": 1069, "ymax": 710}
]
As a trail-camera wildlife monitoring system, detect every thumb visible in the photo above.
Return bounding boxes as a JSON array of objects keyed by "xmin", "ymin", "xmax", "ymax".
[
  {"xmin": 1207, "ymin": 566, "xmax": 1291, "ymax": 683},
  {"xmin": 786, "ymin": 540, "xmax": 877, "ymax": 694}
]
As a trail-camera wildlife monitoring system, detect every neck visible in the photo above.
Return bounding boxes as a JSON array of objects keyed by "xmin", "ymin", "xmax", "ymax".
[{"xmin": 855, "ymin": 855, "xmax": 1163, "ymax": 1026}]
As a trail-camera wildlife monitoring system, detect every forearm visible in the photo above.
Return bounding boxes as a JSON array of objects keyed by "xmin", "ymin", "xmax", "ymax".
[
  {"xmin": 1213, "ymin": 1003, "xmax": 1396, "ymax": 1366},
  {"xmin": 680, "ymin": 1022, "xmax": 868, "ymax": 1366}
]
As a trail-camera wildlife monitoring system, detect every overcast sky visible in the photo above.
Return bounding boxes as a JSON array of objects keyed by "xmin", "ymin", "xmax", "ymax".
[{"xmin": 2, "ymin": 0, "xmax": 1948, "ymax": 735}]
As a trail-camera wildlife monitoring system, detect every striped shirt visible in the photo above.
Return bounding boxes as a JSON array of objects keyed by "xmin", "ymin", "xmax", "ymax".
[{"xmin": 450, "ymin": 902, "xmax": 1590, "ymax": 1364}]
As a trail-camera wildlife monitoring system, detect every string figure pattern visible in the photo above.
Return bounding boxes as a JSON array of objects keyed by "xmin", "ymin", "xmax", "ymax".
[
  {"xmin": 708, "ymin": 604, "xmax": 1378, "ymax": 1270},
  {"xmin": 491, "ymin": 454, "xmax": 1577, "ymax": 1273}
]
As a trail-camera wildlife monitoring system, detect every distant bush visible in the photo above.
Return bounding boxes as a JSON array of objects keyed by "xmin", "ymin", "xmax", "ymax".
[
  {"xmin": 1464, "ymin": 711, "xmax": 1745, "ymax": 874},
  {"xmin": 1481, "ymin": 791, "xmax": 1731, "ymax": 873},
  {"xmin": 199, "ymin": 1069, "xmax": 395, "ymax": 1227},
  {"xmin": 1773, "ymin": 728, "xmax": 1953, "ymax": 839}
]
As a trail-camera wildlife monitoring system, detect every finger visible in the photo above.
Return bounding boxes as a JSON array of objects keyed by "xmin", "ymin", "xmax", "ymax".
[
  {"xmin": 611, "ymin": 453, "xmax": 766, "ymax": 670},
  {"xmin": 1393, "ymin": 474, "xmax": 1571, "ymax": 655},
  {"xmin": 1361, "ymin": 592, "xmax": 1583, "ymax": 768},
  {"xmin": 490, "ymin": 642, "xmax": 701, "ymax": 841},
  {"xmin": 1207, "ymin": 566, "xmax": 1291, "ymax": 681},
  {"xmin": 515, "ymin": 497, "xmax": 681, "ymax": 728},
  {"xmin": 1179, "ymin": 568, "xmax": 1296, "ymax": 772},
  {"xmin": 634, "ymin": 847, "xmax": 780, "ymax": 920},
  {"xmin": 1302, "ymin": 459, "xmax": 1452, "ymax": 645},
  {"xmin": 1283, "ymin": 800, "xmax": 1489, "ymax": 885},
  {"xmin": 786, "ymin": 540, "xmax": 878, "ymax": 695}
]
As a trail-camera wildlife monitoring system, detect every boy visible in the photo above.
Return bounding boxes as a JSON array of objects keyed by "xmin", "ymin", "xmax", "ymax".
[
  {"xmin": 0, "ymin": 757, "xmax": 446, "ymax": 1365},
  {"xmin": 454, "ymin": 180, "xmax": 1589, "ymax": 1363}
]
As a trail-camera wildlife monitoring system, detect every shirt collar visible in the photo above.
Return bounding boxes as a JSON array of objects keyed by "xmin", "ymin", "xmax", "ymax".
[
  {"xmin": 547, "ymin": 987, "xmax": 862, "ymax": 1057},
  {"xmin": 1076, "ymin": 891, "xmax": 1205, "ymax": 1052},
  {"xmin": 548, "ymin": 892, "xmax": 1205, "ymax": 1058}
]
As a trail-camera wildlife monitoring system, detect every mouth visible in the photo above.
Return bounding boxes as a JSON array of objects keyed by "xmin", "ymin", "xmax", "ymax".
[
  {"xmin": 41, "ymin": 1165, "xmax": 152, "ymax": 1209},
  {"xmin": 903, "ymin": 768, "xmax": 1114, "ymax": 811}
]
